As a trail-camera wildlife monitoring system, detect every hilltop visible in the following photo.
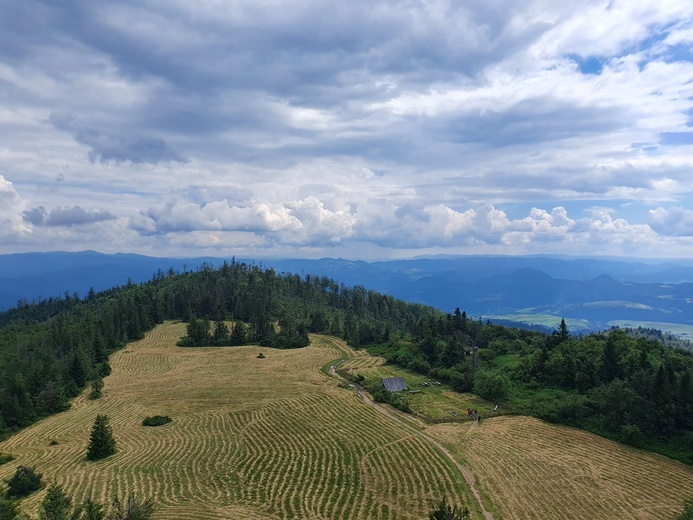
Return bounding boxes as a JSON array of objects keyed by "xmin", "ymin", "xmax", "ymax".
[{"xmin": 3, "ymin": 252, "xmax": 693, "ymax": 339}]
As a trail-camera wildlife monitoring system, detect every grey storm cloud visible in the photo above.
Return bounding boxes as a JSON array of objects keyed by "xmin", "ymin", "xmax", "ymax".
[
  {"xmin": 49, "ymin": 113, "xmax": 186, "ymax": 165},
  {"xmin": 435, "ymin": 98, "xmax": 627, "ymax": 147},
  {"xmin": 2, "ymin": 1, "xmax": 561, "ymax": 164},
  {"xmin": 23, "ymin": 206, "xmax": 117, "ymax": 227}
]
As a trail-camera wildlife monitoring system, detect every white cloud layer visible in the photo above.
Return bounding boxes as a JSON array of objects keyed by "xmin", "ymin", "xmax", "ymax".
[{"xmin": 0, "ymin": 0, "xmax": 692, "ymax": 259}]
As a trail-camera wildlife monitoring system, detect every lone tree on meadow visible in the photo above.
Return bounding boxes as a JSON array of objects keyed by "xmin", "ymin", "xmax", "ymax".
[
  {"xmin": 429, "ymin": 497, "xmax": 470, "ymax": 520},
  {"xmin": 87, "ymin": 414, "xmax": 116, "ymax": 460}
]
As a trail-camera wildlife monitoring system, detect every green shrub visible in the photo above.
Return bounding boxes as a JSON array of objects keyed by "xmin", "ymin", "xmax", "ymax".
[
  {"xmin": 428, "ymin": 496, "xmax": 470, "ymax": 519},
  {"xmin": 5, "ymin": 465, "xmax": 42, "ymax": 498},
  {"xmin": 676, "ymin": 498, "xmax": 693, "ymax": 520},
  {"xmin": 620, "ymin": 424, "xmax": 644, "ymax": 446},
  {"xmin": 473, "ymin": 369, "xmax": 512, "ymax": 401},
  {"xmin": 0, "ymin": 453, "xmax": 13, "ymax": 466},
  {"xmin": 142, "ymin": 415, "xmax": 172, "ymax": 427}
]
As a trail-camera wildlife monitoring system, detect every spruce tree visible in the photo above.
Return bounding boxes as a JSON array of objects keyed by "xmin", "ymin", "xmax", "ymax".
[
  {"xmin": 38, "ymin": 484, "xmax": 72, "ymax": 520},
  {"xmin": 0, "ymin": 497, "xmax": 19, "ymax": 520},
  {"xmin": 86, "ymin": 414, "xmax": 116, "ymax": 460},
  {"xmin": 428, "ymin": 497, "xmax": 470, "ymax": 520}
]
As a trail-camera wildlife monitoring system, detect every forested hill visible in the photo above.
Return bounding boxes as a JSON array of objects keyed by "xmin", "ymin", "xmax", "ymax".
[
  {"xmin": 0, "ymin": 260, "xmax": 437, "ymax": 437},
  {"xmin": 0, "ymin": 261, "xmax": 691, "ymax": 465}
]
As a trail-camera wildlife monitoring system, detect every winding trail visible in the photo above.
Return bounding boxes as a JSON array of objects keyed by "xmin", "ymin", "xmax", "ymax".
[{"xmin": 329, "ymin": 362, "xmax": 494, "ymax": 520}]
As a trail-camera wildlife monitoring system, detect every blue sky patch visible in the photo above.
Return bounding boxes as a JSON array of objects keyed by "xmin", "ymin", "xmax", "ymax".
[
  {"xmin": 660, "ymin": 132, "xmax": 693, "ymax": 146},
  {"xmin": 568, "ymin": 54, "xmax": 604, "ymax": 75}
]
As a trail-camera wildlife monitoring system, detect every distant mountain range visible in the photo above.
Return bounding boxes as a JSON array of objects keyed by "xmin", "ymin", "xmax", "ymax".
[{"xmin": 2, "ymin": 251, "xmax": 693, "ymax": 337}]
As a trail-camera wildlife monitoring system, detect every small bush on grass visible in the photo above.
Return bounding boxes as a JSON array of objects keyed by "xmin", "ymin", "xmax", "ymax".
[
  {"xmin": 0, "ymin": 453, "xmax": 13, "ymax": 465},
  {"xmin": 142, "ymin": 415, "xmax": 172, "ymax": 427},
  {"xmin": 676, "ymin": 498, "xmax": 693, "ymax": 520},
  {"xmin": 89, "ymin": 377, "xmax": 104, "ymax": 400},
  {"xmin": 5, "ymin": 465, "xmax": 42, "ymax": 498},
  {"xmin": 37, "ymin": 484, "xmax": 154, "ymax": 520},
  {"xmin": 429, "ymin": 496, "xmax": 470, "ymax": 520}
]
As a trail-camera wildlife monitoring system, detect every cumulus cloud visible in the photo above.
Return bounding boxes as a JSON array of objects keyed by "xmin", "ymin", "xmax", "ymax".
[
  {"xmin": 129, "ymin": 193, "xmax": 657, "ymax": 255},
  {"xmin": 648, "ymin": 207, "xmax": 693, "ymax": 236},
  {"xmin": 0, "ymin": 175, "xmax": 31, "ymax": 238},
  {"xmin": 130, "ymin": 196, "xmax": 356, "ymax": 246},
  {"xmin": 22, "ymin": 205, "xmax": 117, "ymax": 227}
]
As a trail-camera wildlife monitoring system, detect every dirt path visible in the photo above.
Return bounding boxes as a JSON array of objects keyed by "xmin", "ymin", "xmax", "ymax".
[{"xmin": 329, "ymin": 362, "xmax": 494, "ymax": 519}]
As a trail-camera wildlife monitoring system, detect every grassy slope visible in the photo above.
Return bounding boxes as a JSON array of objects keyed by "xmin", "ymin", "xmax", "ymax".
[
  {"xmin": 1, "ymin": 322, "xmax": 691, "ymax": 519},
  {"xmin": 343, "ymin": 356, "xmax": 693, "ymax": 520},
  {"xmin": 0, "ymin": 322, "xmax": 468, "ymax": 520},
  {"xmin": 429, "ymin": 417, "xmax": 693, "ymax": 520}
]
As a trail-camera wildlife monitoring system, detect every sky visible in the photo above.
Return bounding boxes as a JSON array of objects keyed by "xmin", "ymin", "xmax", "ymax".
[{"xmin": 1, "ymin": 1, "xmax": 693, "ymax": 260}]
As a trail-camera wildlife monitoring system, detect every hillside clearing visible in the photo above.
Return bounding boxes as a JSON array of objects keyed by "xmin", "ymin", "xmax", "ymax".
[
  {"xmin": 0, "ymin": 322, "xmax": 691, "ymax": 519},
  {"xmin": 0, "ymin": 322, "xmax": 469, "ymax": 519},
  {"xmin": 342, "ymin": 351, "xmax": 693, "ymax": 518}
]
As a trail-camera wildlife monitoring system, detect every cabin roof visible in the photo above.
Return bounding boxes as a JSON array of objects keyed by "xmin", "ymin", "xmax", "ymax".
[{"xmin": 381, "ymin": 377, "xmax": 408, "ymax": 392}]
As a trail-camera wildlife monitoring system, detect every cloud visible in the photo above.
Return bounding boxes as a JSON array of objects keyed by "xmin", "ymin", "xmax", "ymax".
[
  {"xmin": 0, "ymin": 175, "xmax": 31, "ymax": 238},
  {"xmin": 648, "ymin": 207, "xmax": 693, "ymax": 236},
  {"xmin": 133, "ymin": 194, "xmax": 655, "ymax": 253},
  {"xmin": 434, "ymin": 98, "xmax": 627, "ymax": 147},
  {"xmin": 354, "ymin": 202, "xmax": 658, "ymax": 252},
  {"xmin": 1, "ymin": 1, "xmax": 693, "ymax": 258},
  {"xmin": 130, "ymin": 196, "xmax": 355, "ymax": 246},
  {"xmin": 22, "ymin": 205, "xmax": 118, "ymax": 227},
  {"xmin": 49, "ymin": 113, "xmax": 186, "ymax": 164}
]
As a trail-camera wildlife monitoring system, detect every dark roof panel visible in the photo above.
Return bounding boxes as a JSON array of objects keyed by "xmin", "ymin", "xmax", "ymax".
[{"xmin": 382, "ymin": 377, "xmax": 408, "ymax": 392}]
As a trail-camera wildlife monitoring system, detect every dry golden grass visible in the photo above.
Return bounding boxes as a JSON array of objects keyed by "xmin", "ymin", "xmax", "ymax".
[
  {"xmin": 0, "ymin": 322, "xmax": 468, "ymax": 519},
  {"xmin": 428, "ymin": 416, "xmax": 693, "ymax": 520},
  {"xmin": 3, "ymin": 323, "xmax": 690, "ymax": 519}
]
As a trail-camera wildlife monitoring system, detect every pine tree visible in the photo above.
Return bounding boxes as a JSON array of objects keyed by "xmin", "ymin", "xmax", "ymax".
[
  {"xmin": 428, "ymin": 497, "xmax": 470, "ymax": 520},
  {"xmin": 39, "ymin": 484, "xmax": 72, "ymax": 520},
  {"xmin": 87, "ymin": 414, "xmax": 116, "ymax": 460},
  {"xmin": 0, "ymin": 497, "xmax": 20, "ymax": 520}
]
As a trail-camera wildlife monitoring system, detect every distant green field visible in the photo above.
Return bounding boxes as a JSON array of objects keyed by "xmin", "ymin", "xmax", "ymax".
[
  {"xmin": 608, "ymin": 320, "xmax": 693, "ymax": 339},
  {"xmin": 583, "ymin": 300, "xmax": 653, "ymax": 309},
  {"xmin": 489, "ymin": 313, "xmax": 693, "ymax": 341},
  {"xmin": 487, "ymin": 313, "xmax": 591, "ymax": 331}
]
